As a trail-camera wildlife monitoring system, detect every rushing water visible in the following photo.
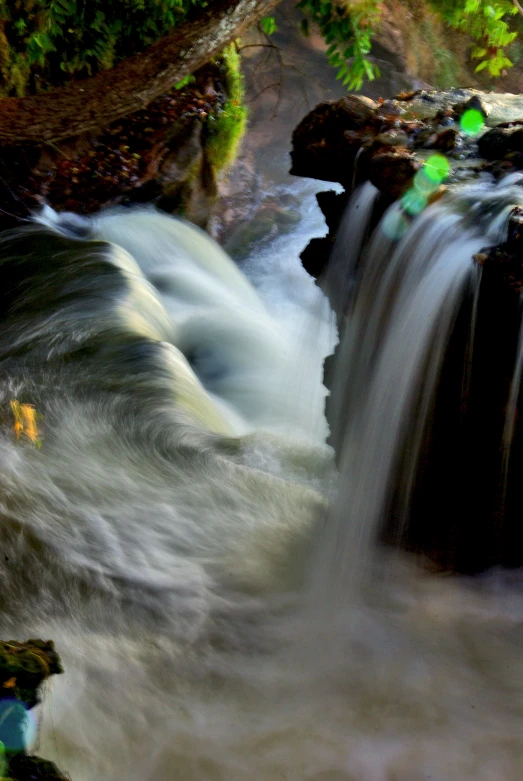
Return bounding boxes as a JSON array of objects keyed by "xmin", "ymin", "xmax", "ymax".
[{"xmin": 1, "ymin": 182, "xmax": 523, "ymax": 781}]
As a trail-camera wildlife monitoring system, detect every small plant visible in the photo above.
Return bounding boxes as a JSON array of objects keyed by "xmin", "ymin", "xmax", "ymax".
[
  {"xmin": 175, "ymin": 73, "xmax": 196, "ymax": 89},
  {"xmin": 296, "ymin": 0, "xmax": 520, "ymax": 92},
  {"xmin": 430, "ymin": 0, "xmax": 519, "ymax": 76},
  {"xmin": 296, "ymin": 0, "xmax": 382, "ymax": 91},
  {"xmin": 260, "ymin": 15, "xmax": 277, "ymax": 35}
]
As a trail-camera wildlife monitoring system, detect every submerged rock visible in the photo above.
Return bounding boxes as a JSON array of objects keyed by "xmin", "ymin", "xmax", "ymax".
[{"xmin": 0, "ymin": 640, "xmax": 68, "ymax": 780}]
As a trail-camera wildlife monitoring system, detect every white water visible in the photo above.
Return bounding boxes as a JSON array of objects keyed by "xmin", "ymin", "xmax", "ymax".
[{"xmin": 2, "ymin": 186, "xmax": 523, "ymax": 781}]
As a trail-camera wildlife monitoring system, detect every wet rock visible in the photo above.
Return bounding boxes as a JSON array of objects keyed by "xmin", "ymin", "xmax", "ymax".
[
  {"xmin": 375, "ymin": 130, "xmax": 410, "ymax": 148},
  {"xmin": 377, "ymin": 99, "xmax": 405, "ymax": 117},
  {"xmin": 429, "ymin": 127, "xmax": 459, "ymax": 152},
  {"xmin": 300, "ymin": 236, "xmax": 334, "ymax": 279},
  {"xmin": 316, "ymin": 190, "xmax": 348, "ymax": 234},
  {"xmin": 292, "ymin": 87, "xmax": 523, "ymax": 573},
  {"xmin": 368, "ymin": 151, "xmax": 420, "ymax": 200},
  {"xmin": 291, "ymin": 87, "xmax": 523, "ymax": 284},
  {"xmin": 0, "ymin": 640, "xmax": 68, "ymax": 779},
  {"xmin": 271, "ymin": 206, "xmax": 301, "ymax": 229},
  {"xmin": 290, "ymin": 95, "xmax": 381, "ymax": 185},
  {"xmin": 0, "ymin": 639, "xmax": 62, "ymax": 712},
  {"xmin": 454, "ymin": 93, "xmax": 490, "ymax": 121},
  {"xmin": 473, "ymin": 252, "xmax": 488, "ymax": 266},
  {"xmin": 224, "ymin": 213, "xmax": 277, "ymax": 259},
  {"xmin": 478, "ymin": 125, "xmax": 523, "ymax": 161},
  {"xmin": 8, "ymin": 754, "xmax": 68, "ymax": 781}
]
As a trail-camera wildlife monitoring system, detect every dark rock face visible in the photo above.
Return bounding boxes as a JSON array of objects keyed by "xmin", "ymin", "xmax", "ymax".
[
  {"xmin": 8, "ymin": 754, "xmax": 68, "ymax": 781},
  {"xmin": 391, "ymin": 257, "xmax": 522, "ymax": 573},
  {"xmin": 292, "ymin": 88, "xmax": 523, "ymax": 573},
  {"xmin": 478, "ymin": 126, "xmax": 523, "ymax": 159},
  {"xmin": 290, "ymin": 96, "xmax": 383, "ymax": 188}
]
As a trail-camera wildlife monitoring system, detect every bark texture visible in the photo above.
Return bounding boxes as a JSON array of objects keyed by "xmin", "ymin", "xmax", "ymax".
[{"xmin": 0, "ymin": 0, "xmax": 278, "ymax": 144}]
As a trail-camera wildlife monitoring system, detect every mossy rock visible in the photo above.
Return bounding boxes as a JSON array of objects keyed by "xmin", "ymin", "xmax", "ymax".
[{"xmin": 0, "ymin": 641, "xmax": 62, "ymax": 710}]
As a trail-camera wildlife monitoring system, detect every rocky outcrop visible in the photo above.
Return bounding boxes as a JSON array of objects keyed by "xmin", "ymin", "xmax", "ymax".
[{"xmin": 292, "ymin": 88, "xmax": 523, "ymax": 280}]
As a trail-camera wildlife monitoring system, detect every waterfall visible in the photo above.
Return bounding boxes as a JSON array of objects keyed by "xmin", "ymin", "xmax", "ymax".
[
  {"xmin": 1, "ymin": 191, "xmax": 523, "ymax": 781},
  {"xmin": 317, "ymin": 177, "xmax": 523, "ymax": 595}
]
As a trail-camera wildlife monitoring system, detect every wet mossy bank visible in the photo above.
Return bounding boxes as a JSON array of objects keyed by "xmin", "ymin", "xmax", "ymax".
[{"xmin": 0, "ymin": 46, "xmax": 247, "ymax": 233}]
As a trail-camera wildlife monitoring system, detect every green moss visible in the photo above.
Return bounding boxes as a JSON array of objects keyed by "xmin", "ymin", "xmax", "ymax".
[{"xmin": 205, "ymin": 44, "xmax": 248, "ymax": 175}]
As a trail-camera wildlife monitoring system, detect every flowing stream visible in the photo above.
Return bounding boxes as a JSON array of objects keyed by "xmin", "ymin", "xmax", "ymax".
[{"xmin": 1, "ymin": 180, "xmax": 523, "ymax": 781}]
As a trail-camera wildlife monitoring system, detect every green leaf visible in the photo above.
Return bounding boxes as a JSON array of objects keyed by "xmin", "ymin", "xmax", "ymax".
[
  {"xmin": 471, "ymin": 47, "xmax": 487, "ymax": 58},
  {"xmin": 174, "ymin": 73, "xmax": 195, "ymax": 89},
  {"xmin": 363, "ymin": 58, "xmax": 375, "ymax": 80},
  {"xmin": 260, "ymin": 16, "xmax": 277, "ymax": 36}
]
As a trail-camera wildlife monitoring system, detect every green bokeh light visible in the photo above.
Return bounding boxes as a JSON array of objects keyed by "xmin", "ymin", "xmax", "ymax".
[
  {"xmin": 402, "ymin": 188, "xmax": 428, "ymax": 216},
  {"xmin": 413, "ymin": 168, "xmax": 440, "ymax": 197},
  {"xmin": 382, "ymin": 207, "xmax": 409, "ymax": 240},
  {"xmin": 424, "ymin": 154, "xmax": 450, "ymax": 184},
  {"xmin": 460, "ymin": 108, "xmax": 484, "ymax": 136}
]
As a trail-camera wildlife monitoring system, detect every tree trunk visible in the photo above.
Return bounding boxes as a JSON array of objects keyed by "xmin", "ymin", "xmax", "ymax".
[{"xmin": 0, "ymin": 0, "xmax": 279, "ymax": 144}]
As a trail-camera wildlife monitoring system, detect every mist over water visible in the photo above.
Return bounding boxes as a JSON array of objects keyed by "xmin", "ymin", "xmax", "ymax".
[{"xmin": 2, "ymin": 183, "xmax": 523, "ymax": 781}]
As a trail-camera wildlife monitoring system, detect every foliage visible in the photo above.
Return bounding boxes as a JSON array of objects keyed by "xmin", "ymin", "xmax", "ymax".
[
  {"xmin": 175, "ymin": 73, "xmax": 196, "ymax": 89},
  {"xmin": 205, "ymin": 43, "xmax": 248, "ymax": 174},
  {"xmin": 294, "ymin": 0, "xmax": 520, "ymax": 91},
  {"xmin": 429, "ymin": 0, "xmax": 519, "ymax": 77},
  {"xmin": 0, "ymin": 0, "xmax": 209, "ymax": 96},
  {"xmin": 260, "ymin": 15, "xmax": 278, "ymax": 35},
  {"xmin": 296, "ymin": 0, "xmax": 382, "ymax": 91},
  {"xmin": 0, "ymin": 0, "xmax": 521, "ymax": 100}
]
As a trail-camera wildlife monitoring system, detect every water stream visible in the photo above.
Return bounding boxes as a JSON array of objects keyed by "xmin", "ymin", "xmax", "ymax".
[{"xmin": 1, "ymin": 179, "xmax": 523, "ymax": 780}]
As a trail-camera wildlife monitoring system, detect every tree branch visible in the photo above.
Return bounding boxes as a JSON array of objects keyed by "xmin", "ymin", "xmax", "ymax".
[{"xmin": 0, "ymin": 0, "xmax": 280, "ymax": 144}]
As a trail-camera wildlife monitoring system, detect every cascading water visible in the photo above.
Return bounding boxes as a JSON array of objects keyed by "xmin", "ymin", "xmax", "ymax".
[
  {"xmin": 501, "ymin": 298, "xmax": 523, "ymax": 496},
  {"xmin": 1, "ymin": 180, "xmax": 523, "ymax": 781},
  {"xmin": 317, "ymin": 176, "xmax": 523, "ymax": 594}
]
